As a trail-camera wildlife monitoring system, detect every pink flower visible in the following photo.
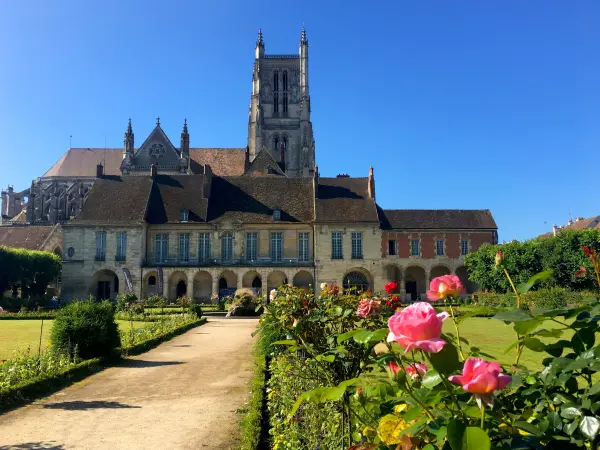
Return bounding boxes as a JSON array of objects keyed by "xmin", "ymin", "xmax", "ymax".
[
  {"xmin": 385, "ymin": 282, "xmax": 399, "ymax": 294},
  {"xmin": 406, "ymin": 363, "xmax": 428, "ymax": 380},
  {"xmin": 449, "ymin": 358, "xmax": 512, "ymax": 406},
  {"xmin": 388, "ymin": 361, "xmax": 401, "ymax": 376},
  {"xmin": 426, "ymin": 275, "xmax": 464, "ymax": 301},
  {"xmin": 356, "ymin": 299, "xmax": 382, "ymax": 318},
  {"xmin": 387, "ymin": 302, "xmax": 449, "ymax": 353},
  {"xmin": 495, "ymin": 252, "xmax": 504, "ymax": 266}
]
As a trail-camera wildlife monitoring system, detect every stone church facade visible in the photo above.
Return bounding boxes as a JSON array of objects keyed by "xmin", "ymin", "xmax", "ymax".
[{"xmin": 1, "ymin": 29, "xmax": 498, "ymax": 302}]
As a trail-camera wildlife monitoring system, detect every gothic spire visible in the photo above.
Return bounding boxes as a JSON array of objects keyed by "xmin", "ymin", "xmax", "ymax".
[
  {"xmin": 180, "ymin": 118, "xmax": 190, "ymax": 157},
  {"xmin": 124, "ymin": 118, "xmax": 134, "ymax": 154},
  {"xmin": 181, "ymin": 118, "xmax": 189, "ymax": 139},
  {"xmin": 300, "ymin": 26, "xmax": 307, "ymax": 45},
  {"xmin": 126, "ymin": 118, "xmax": 133, "ymax": 134},
  {"xmin": 257, "ymin": 28, "xmax": 264, "ymax": 47}
]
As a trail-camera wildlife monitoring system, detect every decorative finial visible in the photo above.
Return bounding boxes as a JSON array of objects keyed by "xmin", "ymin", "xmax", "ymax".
[
  {"xmin": 156, "ymin": 116, "xmax": 160, "ymax": 126},
  {"xmin": 127, "ymin": 118, "xmax": 132, "ymax": 133},
  {"xmin": 257, "ymin": 28, "xmax": 264, "ymax": 46},
  {"xmin": 300, "ymin": 26, "xmax": 307, "ymax": 44},
  {"xmin": 182, "ymin": 118, "xmax": 188, "ymax": 134}
]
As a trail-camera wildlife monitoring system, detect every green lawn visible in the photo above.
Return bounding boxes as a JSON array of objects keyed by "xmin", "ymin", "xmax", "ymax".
[{"xmin": 0, "ymin": 320, "xmax": 150, "ymax": 361}]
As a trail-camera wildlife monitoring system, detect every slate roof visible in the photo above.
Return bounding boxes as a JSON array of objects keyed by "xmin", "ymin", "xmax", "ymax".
[
  {"xmin": 243, "ymin": 150, "xmax": 285, "ymax": 177},
  {"xmin": 316, "ymin": 177, "xmax": 379, "ymax": 223},
  {"xmin": 0, "ymin": 225, "xmax": 57, "ymax": 250},
  {"xmin": 43, "ymin": 148, "xmax": 247, "ymax": 178},
  {"xmin": 380, "ymin": 209, "xmax": 497, "ymax": 230},
  {"xmin": 146, "ymin": 175, "xmax": 208, "ymax": 224},
  {"xmin": 207, "ymin": 177, "xmax": 314, "ymax": 223}
]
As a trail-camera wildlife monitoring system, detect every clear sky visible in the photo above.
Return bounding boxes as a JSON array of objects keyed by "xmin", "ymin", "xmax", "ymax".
[{"xmin": 1, "ymin": 1, "xmax": 598, "ymax": 242}]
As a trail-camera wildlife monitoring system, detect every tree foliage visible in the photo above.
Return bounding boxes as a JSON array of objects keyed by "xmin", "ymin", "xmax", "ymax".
[{"xmin": 0, "ymin": 245, "xmax": 61, "ymax": 299}]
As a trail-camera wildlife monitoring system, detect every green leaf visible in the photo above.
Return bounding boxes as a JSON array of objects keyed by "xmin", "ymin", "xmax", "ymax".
[
  {"xmin": 516, "ymin": 269, "xmax": 553, "ymax": 294},
  {"xmin": 580, "ymin": 416, "xmax": 600, "ymax": 440},
  {"xmin": 534, "ymin": 328, "xmax": 563, "ymax": 338},
  {"xmin": 462, "ymin": 427, "xmax": 490, "ymax": 450},
  {"xmin": 403, "ymin": 406, "xmax": 423, "ymax": 422},
  {"xmin": 547, "ymin": 411, "xmax": 562, "ymax": 432},
  {"xmin": 503, "ymin": 340, "xmax": 519, "ymax": 355},
  {"xmin": 423, "ymin": 445, "xmax": 436, "ymax": 450},
  {"xmin": 351, "ymin": 330, "xmax": 373, "ymax": 344},
  {"xmin": 429, "ymin": 339, "xmax": 462, "ymax": 375},
  {"xmin": 588, "ymin": 381, "xmax": 600, "ymax": 396},
  {"xmin": 561, "ymin": 406, "xmax": 582, "ymax": 420},
  {"xmin": 564, "ymin": 358, "xmax": 589, "ymax": 372},
  {"xmin": 564, "ymin": 419, "xmax": 579, "ymax": 436},
  {"xmin": 351, "ymin": 328, "xmax": 388, "ymax": 344},
  {"xmin": 513, "ymin": 421, "xmax": 544, "ymax": 436},
  {"xmin": 337, "ymin": 330, "xmax": 360, "ymax": 344},
  {"xmin": 435, "ymin": 425, "xmax": 448, "ymax": 442},
  {"xmin": 316, "ymin": 354, "xmax": 335, "ymax": 363},
  {"xmin": 523, "ymin": 337, "xmax": 546, "ymax": 352},
  {"xmin": 422, "ymin": 370, "xmax": 443, "ymax": 389},
  {"xmin": 493, "ymin": 309, "xmax": 534, "ymax": 323},
  {"xmin": 514, "ymin": 319, "xmax": 542, "ymax": 335},
  {"xmin": 319, "ymin": 386, "xmax": 346, "ymax": 402},
  {"xmin": 273, "ymin": 339, "xmax": 297, "ymax": 345},
  {"xmin": 447, "ymin": 418, "xmax": 466, "ymax": 450}
]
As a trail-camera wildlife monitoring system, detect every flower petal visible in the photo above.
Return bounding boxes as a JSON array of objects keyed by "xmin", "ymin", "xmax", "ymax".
[
  {"xmin": 426, "ymin": 290, "xmax": 442, "ymax": 301},
  {"xmin": 414, "ymin": 338, "xmax": 447, "ymax": 353}
]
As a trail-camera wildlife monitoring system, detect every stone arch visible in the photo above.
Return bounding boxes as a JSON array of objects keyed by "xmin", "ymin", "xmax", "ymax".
[
  {"xmin": 91, "ymin": 269, "xmax": 120, "ymax": 301},
  {"xmin": 384, "ymin": 264, "xmax": 402, "ymax": 284},
  {"xmin": 168, "ymin": 271, "xmax": 188, "ymax": 302},
  {"xmin": 430, "ymin": 265, "xmax": 451, "ymax": 280},
  {"xmin": 242, "ymin": 270, "xmax": 263, "ymax": 296},
  {"xmin": 143, "ymin": 270, "xmax": 158, "ymax": 298},
  {"xmin": 405, "ymin": 266, "xmax": 426, "ymax": 301},
  {"xmin": 218, "ymin": 270, "xmax": 237, "ymax": 298},
  {"xmin": 455, "ymin": 266, "xmax": 477, "ymax": 294},
  {"xmin": 293, "ymin": 270, "xmax": 313, "ymax": 291},
  {"xmin": 193, "ymin": 271, "xmax": 212, "ymax": 302},
  {"xmin": 267, "ymin": 271, "xmax": 288, "ymax": 290},
  {"xmin": 342, "ymin": 268, "xmax": 373, "ymax": 292}
]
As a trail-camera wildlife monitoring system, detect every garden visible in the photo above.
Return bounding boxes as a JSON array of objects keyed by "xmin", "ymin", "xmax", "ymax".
[{"xmin": 240, "ymin": 231, "xmax": 600, "ymax": 450}]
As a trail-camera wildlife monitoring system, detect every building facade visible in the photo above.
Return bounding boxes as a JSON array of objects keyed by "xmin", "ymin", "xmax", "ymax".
[{"xmin": 2, "ymin": 28, "xmax": 498, "ymax": 302}]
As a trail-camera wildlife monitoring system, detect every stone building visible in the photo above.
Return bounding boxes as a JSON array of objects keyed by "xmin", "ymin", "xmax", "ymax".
[{"xmin": 2, "ymin": 28, "xmax": 497, "ymax": 301}]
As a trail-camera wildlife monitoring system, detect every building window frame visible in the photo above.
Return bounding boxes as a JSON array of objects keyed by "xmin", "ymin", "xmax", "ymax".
[
  {"xmin": 331, "ymin": 232, "xmax": 343, "ymax": 260},
  {"xmin": 461, "ymin": 239, "xmax": 469, "ymax": 256},
  {"xmin": 246, "ymin": 231, "xmax": 258, "ymax": 261},
  {"xmin": 436, "ymin": 239, "xmax": 445, "ymax": 256},
  {"xmin": 180, "ymin": 209, "xmax": 189, "ymax": 222},
  {"xmin": 221, "ymin": 232, "xmax": 233, "ymax": 261},
  {"xmin": 298, "ymin": 231, "xmax": 310, "ymax": 262},
  {"xmin": 270, "ymin": 232, "xmax": 283, "ymax": 262},
  {"xmin": 388, "ymin": 239, "xmax": 398, "ymax": 256},
  {"xmin": 154, "ymin": 233, "xmax": 169, "ymax": 263},
  {"xmin": 198, "ymin": 232, "xmax": 211, "ymax": 262},
  {"xmin": 95, "ymin": 231, "xmax": 106, "ymax": 261},
  {"xmin": 179, "ymin": 233, "xmax": 190, "ymax": 262},
  {"xmin": 351, "ymin": 232, "xmax": 363, "ymax": 259},
  {"xmin": 410, "ymin": 239, "xmax": 420, "ymax": 257},
  {"xmin": 116, "ymin": 231, "xmax": 127, "ymax": 261}
]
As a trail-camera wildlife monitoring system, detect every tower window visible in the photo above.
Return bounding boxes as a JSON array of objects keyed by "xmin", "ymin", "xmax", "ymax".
[
  {"xmin": 283, "ymin": 71, "xmax": 288, "ymax": 91},
  {"xmin": 283, "ymin": 93, "xmax": 288, "ymax": 114},
  {"xmin": 273, "ymin": 71, "xmax": 279, "ymax": 91},
  {"xmin": 282, "ymin": 136, "xmax": 287, "ymax": 152},
  {"xmin": 273, "ymin": 136, "xmax": 279, "ymax": 153},
  {"xmin": 274, "ymin": 92, "xmax": 279, "ymax": 114}
]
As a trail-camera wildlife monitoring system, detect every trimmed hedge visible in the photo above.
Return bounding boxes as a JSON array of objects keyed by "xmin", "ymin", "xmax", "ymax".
[
  {"xmin": 122, "ymin": 317, "xmax": 206, "ymax": 356},
  {"xmin": 0, "ymin": 311, "xmax": 58, "ymax": 320},
  {"xmin": 0, "ymin": 246, "xmax": 61, "ymax": 300},
  {"xmin": 475, "ymin": 287, "xmax": 594, "ymax": 309},
  {"xmin": 238, "ymin": 340, "xmax": 268, "ymax": 450}
]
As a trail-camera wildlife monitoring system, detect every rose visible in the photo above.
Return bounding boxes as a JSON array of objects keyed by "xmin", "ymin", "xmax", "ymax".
[
  {"xmin": 320, "ymin": 282, "xmax": 327, "ymax": 290},
  {"xmin": 426, "ymin": 275, "xmax": 464, "ymax": 301},
  {"xmin": 269, "ymin": 289, "xmax": 277, "ymax": 299},
  {"xmin": 385, "ymin": 282, "xmax": 398, "ymax": 294},
  {"xmin": 449, "ymin": 358, "xmax": 512, "ymax": 406},
  {"xmin": 387, "ymin": 302, "xmax": 449, "ymax": 353},
  {"xmin": 356, "ymin": 299, "xmax": 382, "ymax": 318},
  {"xmin": 386, "ymin": 296, "xmax": 402, "ymax": 309},
  {"xmin": 388, "ymin": 361, "xmax": 427, "ymax": 380},
  {"xmin": 495, "ymin": 252, "xmax": 504, "ymax": 266}
]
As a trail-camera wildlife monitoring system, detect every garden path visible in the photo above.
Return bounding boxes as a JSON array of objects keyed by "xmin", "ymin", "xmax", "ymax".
[{"xmin": 0, "ymin": 317, "xmax": 259, "ymax": 450}]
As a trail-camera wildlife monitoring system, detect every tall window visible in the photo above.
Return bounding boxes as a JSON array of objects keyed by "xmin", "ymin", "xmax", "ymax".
[
  {"xmin": 410, "ymin": 239, "xmax": 420, "ymax": 256},
  {"xmin": 388, "ymin": 239, "xmax": 397, "ymax": 256},
  {"xmin": 282, "ymin": 71, "xmax": 289, "ymax": 114},
  {"xmin": 283, "ymin": 93, "xmax": 288, "ymax": 114},
  {"xmin": 461, "ymin": 239, "xmax": 469, "ymax": 256},
  {"xmin": 116, "ymin": 231, "xmax": 127, "ymax": 261},
  {"xmin": 436, "ymin": 239, "xmax": 445, "ymax": 256},
  {"xmin": 298, "ymin": 232, "xmax": 310, "ymax": 262},
  {"xmin": 351, "ymin": 232, "xmax": 363, "ymax": 259},
  {"xmin": 270, "ymin": 232, "xmax": 283, "ymax": 262},
  {"xmin": 273, "ymin": 135, "xmax": 279, "ymax": 153},
  {"xmin": 198, "ymin": 232, "xmax": 211, "ymax": 262},
  {"xmin": 179, "ymin": 233, "xmax": 190, "ymax": 262},
  {"xmin": 180, "ymin": 209, "xmax": 189, "ymax": 221},
  {"xmin": 273, "ymin": 71, "xmax": 279, "ymax": 114},
  {"xmin": 283, "ymin": 70, "xmax": 288, "ymax": 91},
  {"xmin": 95, "ymin": 231, "xmax": 106, "ymax": 261},
  {"xmin": 332, "ymin": 232, "xmax": 343, "ymax": 259},
  {"xmin": 154, "ymin": 233, "xmax": 169, "ymax": 263},
  {"xmin": 246, "ymin": 232, "xmax": 258, "ymax": 261},
  {"xmin": 221, "ymin": 232, "xmax": 233, "ymax": 261}
]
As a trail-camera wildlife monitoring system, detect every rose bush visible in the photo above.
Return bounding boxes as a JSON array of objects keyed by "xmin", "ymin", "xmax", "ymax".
[{"xmin": 258, "ymin": 245, "xmax": 600, "ymax": 449}]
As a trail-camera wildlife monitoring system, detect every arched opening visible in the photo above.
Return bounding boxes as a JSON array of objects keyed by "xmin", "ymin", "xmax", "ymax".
[
  {"xmin": 168, "ymin": 271, "xmax": 187, "ymax": 302},
  {"xmin": 193, "ymin": 271, "xmax": 212, "ymax": 302},
  {"xmin": 455, "ymin": 266, "xmax": 477, "ymax": 294},
  {"xmin": 252, "ymin": 276, "xmax": 262, "ymax": 288},
  {"xmin": 343, "ymin": 268, "xmax": 372, "ymax": 293},
  {"xmin": 91, "ymin": 269, "xmax": 119, "ymax": 301},
  {"xmin": 267, "ymin": 271, "xmax": 287, "ymax": 290},
  {"xmin": 430, "ymin": 265, "xmax": 451, "ymax": 280},
  {"xmin": 218, "ymin": 270, "xmax": 237, "ymax": 298},
  {"xmin": 293, "ymin": 270, "xmax": 313, "ymax": 291},
  {"xmin": 143, "ymin": 271, "xmax": 158, "ymax": 298},
  {"xmin": 384, "ymin": 264, "xmax": 402, "ymax": 285},
  {"xmin": 405, "ymin": 266, "xmax": 426, "ymax": 301},
  {"xmin": 242, "ymin": 271, "xmax": 262, "ymax": 297}
]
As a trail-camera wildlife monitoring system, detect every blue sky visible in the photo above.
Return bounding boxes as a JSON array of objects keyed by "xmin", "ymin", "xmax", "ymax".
[{"xmin": 1, "ymin": 1, "xmax": 598, "ymax": 241}]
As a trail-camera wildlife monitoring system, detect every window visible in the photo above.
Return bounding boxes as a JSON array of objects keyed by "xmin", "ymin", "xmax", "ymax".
[
  {"xmin": 436, "ymin": 239, "xmax": 445, "ymax": 256},
  {"xmin": 298, "ymin": 232, "xmax": 310, "ymax": 262},
  {"xmin": 351, "ymin": 232, "xmax": 363, "ymax": 259},
  {"xmin": 273, "ymin": 208, "xmax": 281, "ymax": 221},
  {"xmin": 246, "ymin": 232, "xmax": 258, "ymax": 261},
  {"xmin": 116, "ymin": 231, "xmax": 127, "ymax": 261},
  {"xmin": 274, "ymin": 92, "xmax": 279, "ymax": 114},
  {"xmin": 180, "ymin": 209, "xmax": 189, "ymax": 221},
  {"xmin": 273, "ymin": 71, "xmax": 279, "ymax": 114},
  {"xmin": 198, "ymin": 232, "xmax": 211, "ymax": 262},
  {"xmin": 270, "ymin": 232, "xmax": 283, "ymax": 262},
  {"xmin": 283, "ymin": 93, "xmax": 288, "ymax": 114},
  {"xmin": 283, "ymin": 70, "xmax": 288, "ymax": 91},
  {"xmin": 332, "ymin": 232, "xmax": 343, "ymax": 259},
  {"xmin": 274, "ymin": 70, "xmax": 279, "ymax": 91},
  {"xmin": 388, "ymin": 239, "xmax": 397, "ymax": 256},
  {"xmin": 410, "ymin": 239, "xmax": 420, "ymax": 256},
  {"xmin": 461, "ymin": 239, "xmax": 469, "ymax": 256},
  {"xmin": 273, "ymin": 135, "xmax": 279, "ymax": 152},
  {"xmin": 179, "ymin": 233, "xmax": 190, "ymax": 262},
  {"xmin": 95, "ymin": 231, "xmax": 106, "ymax": 261},
  {"xmin": 221, "ymin": 232, "xmax": 233, "ymax": 261},
  {"xmin": 154, "ymin": 233, "xmax": 169, "ymax": 263}
]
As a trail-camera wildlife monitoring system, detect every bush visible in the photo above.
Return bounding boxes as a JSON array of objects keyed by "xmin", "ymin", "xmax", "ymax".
[
  {"xmin": 50, "ymin": 300, "xmax": 121, "ymax": 360},
  {"xmin": 189, "ymin": 303, "xmax": 203, "ymax": 318},
  {"xmin": 476, "ymin": 287, "xmax": 591, "ymax": 310},
  {"xmin": 0, "ymin": 246, "xmax": 61, "ymax": 298}
]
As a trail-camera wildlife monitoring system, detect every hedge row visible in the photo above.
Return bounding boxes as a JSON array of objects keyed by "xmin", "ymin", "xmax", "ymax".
[
  {"xmin": 122, "ymin": 317, "xmax": 206, "ymax": 356},
  {"xmin": 474, "ymin": 287, "xmax": 595, "ymax": 309},
  {"xmin": 238, "ymin": 341, "xmax": 268, "ymax": 450},
  {"xmin": 0, "ymin": 246, "xmax": 61, "ymax": 300}
]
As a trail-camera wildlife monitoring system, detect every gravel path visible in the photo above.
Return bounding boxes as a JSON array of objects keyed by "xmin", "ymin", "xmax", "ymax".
[{"xmin": 0, "ymin": 317, "xmax": 259, "ymax": 450}]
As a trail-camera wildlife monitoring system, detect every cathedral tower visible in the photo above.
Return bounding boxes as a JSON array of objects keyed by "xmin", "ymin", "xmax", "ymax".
[{"xmin": 247, "ymin": 28, "xmax": 316, "ymax": 177}]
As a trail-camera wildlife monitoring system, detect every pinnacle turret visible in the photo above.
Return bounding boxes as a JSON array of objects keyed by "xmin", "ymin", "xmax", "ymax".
[
  {"xmin": 256, "ymin": 29, "xmax": 264, "ymax": 47},
  {"xmin": 300, "ymin": 26, "xmax": 307, "ymax": 45}
]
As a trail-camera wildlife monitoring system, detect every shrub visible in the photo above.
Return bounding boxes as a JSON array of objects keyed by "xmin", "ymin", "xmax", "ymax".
[
  {"xmin": 50, "ymin": 300, "xmax": 121, "ymax": 360},
  {"xmin": 189, "ymin": 303, "xmax": 203, "ymax": 318},
  {"xmin": 177, "ymin": 295, "xmax": 192, "ymax": 311},
  {"xmin": 0, "ymin": 246, "xmax": 61, "ymax": 298},
  {"xmin": 234, "ymin": 287, "xmax": 256, "ymax": 300},
  {"xmin": 476, "ymin": 287, "xmax": 590, "ymax": 310}
]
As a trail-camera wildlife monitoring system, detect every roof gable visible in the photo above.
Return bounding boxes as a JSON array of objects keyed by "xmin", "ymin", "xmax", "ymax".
[
  {"xmin": 244, "ymin": 150, "xmax": 285, "ymax": 177},
  {"xmin": 132, "ymin": 124, "xmax": 181, "ymax": 168}
]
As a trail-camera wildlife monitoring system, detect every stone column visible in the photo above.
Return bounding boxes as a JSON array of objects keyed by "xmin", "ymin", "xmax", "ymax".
[
  {"xmin": 212, "ymin": 276, "xmax": 219, "ymax": 299},
  {"xmin": 187, "ymin": 271, "xmax": 194, "ymax": 300}
]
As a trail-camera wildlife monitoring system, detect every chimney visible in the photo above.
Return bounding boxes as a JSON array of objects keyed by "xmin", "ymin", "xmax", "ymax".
[
  {"xmin": 150, "ymin": 164, "xmax": 157, "ymax": 178},
  {"xmin": 553, "ymin": 224, "xmax": 558, "ymax": 236},
  {"xmin": 568, "ymin": 218, "xmax": 574, "ymax": 226},
  {"xmin": 96, "ymin": 164, "xmax": 104, "ymax": 178},
  {"xmin": 367, "ymin": 166, "xmax": 376, "ymax": 200},
  {"xmin": 576, "ymin": 217, "xmax": 583, "ymax": 222}
]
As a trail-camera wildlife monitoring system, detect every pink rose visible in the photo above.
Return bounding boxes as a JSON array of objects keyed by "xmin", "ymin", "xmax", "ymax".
[
  {"xmin": 356, "ymin": 299, "xmax": 382, "ymax": 318},
  {"xmin": 406, "ymin": 362, "xmax": 428, "ymax": 380},
  {"xmin": 387, "ymin": 302, "xmax": 449, "ymax": 353},
  {"xmin": 449, "ymin": 358, "xmax": 512, "ymax": 405},
  {"xmin": 426, "ymin": 275, "xmax": 464, "ymax": 301}
]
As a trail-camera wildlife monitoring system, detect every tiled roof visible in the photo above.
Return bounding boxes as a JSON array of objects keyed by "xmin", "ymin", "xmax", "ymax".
[
  {"xmin": 316, "ymin": 177, "xmax": 379, "ymax": 223},
  {"xmin": 244, "ymin": 150, "xmax": 285, "ymax": 177},
  {"xmin": 380, "ymin": 209, "xmax": 497, "ymax": 230},
  {"xmin": 0, "ymin": 225, "xmax": 57, "ymax": 250},
  {"xmin": 73, "ymin": 177, "xmax": 153, "ymax": 225},
  {"xmin": 207, "ymin": 177, "xmax": 314, "ymax": 223},
  {"xmin": 538, "ymin": 216, "xmax": 600, "ymax": 238},
  {"xmin": 146, "ymin": 175, "xmax": 208, "ymax": 224},
  {"xmin": 42, "ymin": 148, "xmax": 246, "ymax": 178}
]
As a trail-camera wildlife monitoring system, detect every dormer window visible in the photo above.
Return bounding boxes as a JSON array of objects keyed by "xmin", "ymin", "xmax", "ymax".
[
  {"xmin": 180, "ymin": 209, "xmax": 189, "ymax": 222},
  {"xmin": 273, "ymin": 208, "xmax": 281, "ymax": 221}
]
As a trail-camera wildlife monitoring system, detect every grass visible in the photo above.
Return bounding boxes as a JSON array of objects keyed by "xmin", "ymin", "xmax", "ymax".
[{"xmin": 0, "ymin": 320, "xmax": 150, "ymax": 361}]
